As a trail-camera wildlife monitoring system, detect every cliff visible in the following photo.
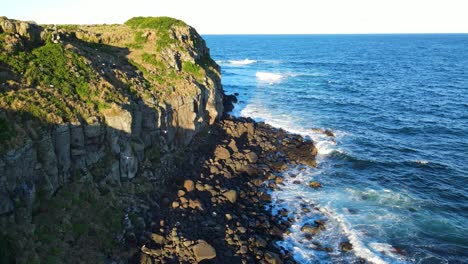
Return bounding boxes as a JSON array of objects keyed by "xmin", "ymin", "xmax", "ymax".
[{"xmin": 0, "ymin": 16, "xmax": 225, "ymax": 262}]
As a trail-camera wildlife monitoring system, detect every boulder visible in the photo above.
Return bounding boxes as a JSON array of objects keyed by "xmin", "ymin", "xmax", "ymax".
[
  {"xmin": 188, "ymin": 199, "xmax": 203, "ymax": 210},
  {"xmin": 222, "ymin": 189, "xmax": 237, "ymax": 203},
  {"xmin": 259, "ymin": 193, "xmax": 272, "ymax": 202},
  {"xmin": 214, "ymin": 145, "xmax": 230, "ymax": 160},
  {"xmin": 245, "ymin": 151, "xmax": 258, "ymax": 163},
  {"xmin": 150, "ymin": 233, "xmax": 166, "ymax": 244},
  {"xmin": 308, "ymin": 181, "xmax": 322, "ymax": 189},
  {"xmin": 228, "ymin": 139, "xmax": 238, "ymax": 153},
  {"xmin": 340, "ymin": 241, "xmax": 353, "ymax": 252},
  {"xmin": 191, "ymin": 240, "xmax": 216, "ymax": 262},
  {"xmin": 301, "ymin": 224, "xmax": 321, "ymax": 235},
  {"xmin": 183, "ymin": 180, "xmax": 195, "ymax": 192}
]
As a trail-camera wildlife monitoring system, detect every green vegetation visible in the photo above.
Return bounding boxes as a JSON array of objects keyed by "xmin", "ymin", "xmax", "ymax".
[
  {"xmin": 56, "ymin": 24, "xmax": 80, "ymax": 31},
  {"xmin": 25, "ymin": 42, "xmax": 93, "ymax": 97},
  {"xmin": 183, "ymin": 61, "xmax": 204, "ymax": 81},
  {"xmin": 125, "ymin": 17, "xmax": 186, "ymax": 51},
  {"xmin": 125, "ymin": 16, "xmax": 186, "ymax": 31}
]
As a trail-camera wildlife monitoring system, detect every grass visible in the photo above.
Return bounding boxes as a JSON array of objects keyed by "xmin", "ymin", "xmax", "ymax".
[
  {"xmin": 25, "ymin": 42, "xmax": 93, "ymax": 98},
  {"xmin": 124, "ymin": 17, "xmax": 186, "ymax": 31},
  {"xmin": 125, "ymin": 17, "xmax": 186, "ymax": 51},
  {"xmin": 183, "ymin": 61, "xmax": 204, "ymax": 81}
]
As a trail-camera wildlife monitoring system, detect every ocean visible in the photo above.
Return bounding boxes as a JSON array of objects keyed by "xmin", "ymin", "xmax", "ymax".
[{"xmin": 204, "ymin": 34, "xmax": 468, "ymax": 263}]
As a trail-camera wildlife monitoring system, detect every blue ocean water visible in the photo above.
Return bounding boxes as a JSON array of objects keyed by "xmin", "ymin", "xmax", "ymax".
[{"xmin": 204, "ymin": 35, "xmax": 468, "ymax": 263}]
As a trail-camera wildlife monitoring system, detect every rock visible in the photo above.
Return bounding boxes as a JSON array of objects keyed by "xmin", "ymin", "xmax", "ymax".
[
  {"xmin": 308, "ymin": 181, "xmax": 322, "ymax": 189},
  {"xmin": 340, "ymin": 241, "xmax": 353, "ymax": 252},
  {"xmin": 246, "ymin": 151, "xmax": 258, "ymax": 163},
  {"xmin": 223, "ymin": 189, "xmax": 237, "ymax": 203},
  {"xmin": 228, "ymin": 139, "xmax": 238, "ymax": 153},
  {"xmin": 120, "ymin": 143, "xmax": 138, "ymax": 180},
  {"xmin": 301, "ymin": 224, "xmax": 321, "ymax": 235},
  {"xmin": 141, "ymin": 245, "xmax": 162, "ymax": 256},
  {"xmin": 324, "ymin": 129, "xmax": 335, "ymax": 137},
  {"xmin": 239, "ymin": 245, "xmax": 248, "ymax": 254},
  {"xmin": 282, "ymin": 141, "xmax": 317, "ymax": 167},
  {"xmin": 259, "ymin": 193, "xmax": 272, "ymax": 202},
  {"xmin": 150, "ymin": 233, "xmax": 166, "ymax": 244},
  {"xmin": 264, "ymin": 251, "xmax": 282, "ymax": 264},
  {"xmin": 178, "ymin": 190, "xmax": 186, "ymax": 197},
  {"xmin": 225, "ymin": 214, "xmax": 233, "ymax": 221},
  {"xmin": 254, "ymin": 236, "xmax": 268, "ymax": 248},
  {"xmin": 191, "ymin": 240, "xmax": 216, "ymax": 262},
  {"xmin": 214, "ymin": 145, "xmax": 230, "ymax": 160},
  {"xmin": 172, "ymin": 201, "xmax": 180, "ymax": 209},
  {"xmin": 183, "ymin": 180, "xmax": 195, "ymax": 192},
  {"xmin": 188, "ymin": 199, "xmax": 203, "ymax": 210}
]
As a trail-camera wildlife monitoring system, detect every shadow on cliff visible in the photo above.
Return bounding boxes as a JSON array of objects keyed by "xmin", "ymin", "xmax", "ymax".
[{"xmin": 0, "ymin": 39, "xmax": 226, "ymax": 263}]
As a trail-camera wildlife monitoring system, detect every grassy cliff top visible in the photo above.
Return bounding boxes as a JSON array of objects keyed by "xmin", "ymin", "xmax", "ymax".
[{"xmin": 0, "ymin": 16, "xmax": 220, "ymax": 153}]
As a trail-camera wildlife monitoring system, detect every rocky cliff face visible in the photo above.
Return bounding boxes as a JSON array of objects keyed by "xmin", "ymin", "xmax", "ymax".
[{"xmin": 0, "ymin": 16, "xmax": 224, "ymax": 262}]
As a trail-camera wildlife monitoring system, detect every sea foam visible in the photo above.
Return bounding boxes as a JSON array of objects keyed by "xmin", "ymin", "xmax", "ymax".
[
  {"xmin": 255, "ymin": 72, "xmax": 284, "ymax": 84},
  {"xmin": 228, "ymin": 59, "xmax": 257, "ymax": 65}
]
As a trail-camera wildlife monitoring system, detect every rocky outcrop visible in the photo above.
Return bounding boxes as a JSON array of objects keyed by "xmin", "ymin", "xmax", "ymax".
[{"xmin": 0, "ymin": 17, "xmax": 225, "ymax": 263}]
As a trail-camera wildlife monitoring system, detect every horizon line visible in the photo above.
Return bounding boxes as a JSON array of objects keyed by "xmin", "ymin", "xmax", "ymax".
[{"xmin": 200, "ymin": 32, "xmax": 468, "ymax": 36}]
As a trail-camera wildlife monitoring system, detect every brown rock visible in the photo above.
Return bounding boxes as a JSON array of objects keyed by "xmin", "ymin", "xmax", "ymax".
[
  {"xmin": 191, "ymin": 240, "xmax": 216, "ymax": 262},
  {"xmin": 254, "ymin": 236, "xmax": 268, "ymax": 248},
  {"xmin": 260, "ymin": 193, "xmax": 272, "ymax": 202},
  {"xmin": 301, "ymin": 224, "xmax": 321, "ymax": 235},
  {"xmin": 324, "ymin": 129, "xmax": 335, "ymax": 137},
  {"xmin": 189, "ymin": 199, "xmax": 204, "ymax": 210},
  {"xmin": 172, "ymin": 201, "xmax": 180, "ymax": 208},
  {"xmin": 141, "ymin": 245, "xmax": 162, "ymax": 256},
  {"xmin": 184, "ymin": 180, "xmax": 195, "ymax": 192},
  {"xmin": 275, "ymin": 177, "xmax": 283, "ymax": 184},
  {"xmin": 214, "ymin": 145, "xmax": 231, "ymax": 160},
  {"xmin": 246, "ymin": 151, "xmax": 259, "ymax": 163},
  {"xmin": 340, "ymin": 241, "xmax": 353, "ymax": 252},
  {"xmin": 178, "ymin": 189, "xmax": 186, "ymax": 197},
  {"xmin": 308, "ymin": 181, "xmax": 322, "ymax": 189},
  {"xmin": 283, "ymin": 141, "xmax": 317, "ymax": 167},
  {"xmin": 223, "ymin": 189, "xmax": 238, "ymax": 203},
  {"xmin": 239, "ymin": 245, "xmax": 248, "ymax": 254},
  {"xmin": 264, "ymin": 251, "xmax": 282, "ymax": 264},
  {"xmin": 150, "ymin": 233, "xmax": 166, "ymax": 244},
  {"xmin": 228, "ymin": 139, "xmax": 239, "ymax": 153}
]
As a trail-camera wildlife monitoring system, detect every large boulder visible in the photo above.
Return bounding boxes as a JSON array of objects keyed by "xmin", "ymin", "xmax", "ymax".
[
  {"xmin": 214, "ymin": 145, "xmax": 230, "ymax": 160},
  {"xmin": 222, "ymin": 189, "xmax": 237, "ymax": 203},
  {"xmin": 191, "ymin": 240, "xmax": 216, "ymax": 262}
]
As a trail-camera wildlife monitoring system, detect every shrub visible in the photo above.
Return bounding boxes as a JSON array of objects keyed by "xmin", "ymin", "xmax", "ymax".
[
  {"xmin": 124, "ymin": 17, "xmax": 185, "ymax": 31},
  {"xmin": 125, "ymin": 17, "xmax": 186, "ymax": 51}
]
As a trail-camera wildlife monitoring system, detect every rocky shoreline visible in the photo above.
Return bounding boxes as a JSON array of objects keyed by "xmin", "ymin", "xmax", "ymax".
[
  {"xmin": 135, "ymin": 115, "xmax": 319, "ymax": 263},
  {"xmin": 0, "ymin": 17, "xmax": 330, "ymax": 263}
]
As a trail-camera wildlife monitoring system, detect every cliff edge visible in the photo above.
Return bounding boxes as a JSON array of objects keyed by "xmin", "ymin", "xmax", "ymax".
[{"xmin": 0, "ymin": 16, "xmax": 224, "ymax": 263}]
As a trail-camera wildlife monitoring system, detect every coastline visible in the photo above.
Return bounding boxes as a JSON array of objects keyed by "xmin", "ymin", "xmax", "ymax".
[{"xmin": 136, "ymin": 114, "xmax": 321, "ymax": 263}]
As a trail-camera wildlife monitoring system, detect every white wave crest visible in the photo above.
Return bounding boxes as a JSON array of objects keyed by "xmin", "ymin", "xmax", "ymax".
[
  {"xmin": 240, "ymin": 104, "xmax": 342, "ymax": 159},
  {"xmin": 320, "ymin": 207, "xmax": 390, "ymax": 264},
  {"xmin": 228, "ymin": 59, "xmax": 257, "ymax": 65},
  {"xmin": 414, "ymin": 160, "xmax": 428, "ymax": 165},
  {"xmin": 255, "ymin": 72, "xmax": 284, "ymax": 84}
]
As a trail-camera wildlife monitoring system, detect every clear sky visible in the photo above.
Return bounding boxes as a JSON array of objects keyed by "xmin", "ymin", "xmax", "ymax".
[{"xmin": 3, "ymin": 0, "xmax": 467, "ymax": 34}]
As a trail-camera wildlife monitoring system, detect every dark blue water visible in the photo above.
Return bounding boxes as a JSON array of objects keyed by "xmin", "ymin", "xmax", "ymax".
[{"xmin": 204, "ymin": 35, "xmax": 468, "ymax": 263}]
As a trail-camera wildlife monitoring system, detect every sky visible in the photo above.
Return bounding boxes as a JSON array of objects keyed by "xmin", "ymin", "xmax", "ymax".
[{"xmin": 2, "ymin": 0, "xmax": 468, "ymax": 34}]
